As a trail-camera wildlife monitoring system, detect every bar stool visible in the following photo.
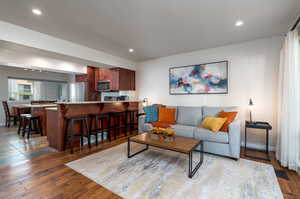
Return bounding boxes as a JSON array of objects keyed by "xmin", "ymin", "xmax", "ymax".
[
  {"xmin": 88, "ymin": 113, "xmax": 110, "ymax": 146},
  {"xmin": 18, "ymin": 114, "xmax": 30, "ymax": 135},
  {"xmin": 125, "ymin": 110, "xmax": 139, "ymax": 135},
  {"xmin": 64, "ymin": 115, "xmax": 89, "ymax": 154},
  {"xmin": 21, "ymin": 114, "xmax": 42, "ymax": 139},
  {"xmin": 108, "ymin": 112, "xmax": 126, "ymax": 140}
]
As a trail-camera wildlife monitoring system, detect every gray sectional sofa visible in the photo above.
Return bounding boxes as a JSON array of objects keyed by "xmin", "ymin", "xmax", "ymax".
[{"xmin": 139, "ymin": 106, "xmax": 241, "ymax": 159}]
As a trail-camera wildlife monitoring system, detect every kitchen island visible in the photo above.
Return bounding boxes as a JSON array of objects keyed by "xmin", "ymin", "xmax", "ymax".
[{"xmin": 46, "ymin": 101, "xmax": 141, "ymax": 151}]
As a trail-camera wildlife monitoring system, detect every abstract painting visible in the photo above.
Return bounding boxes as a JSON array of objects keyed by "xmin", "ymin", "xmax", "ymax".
[{"xmin": 169, "ymin": 61, "xmax": 228, "ymax": 94}]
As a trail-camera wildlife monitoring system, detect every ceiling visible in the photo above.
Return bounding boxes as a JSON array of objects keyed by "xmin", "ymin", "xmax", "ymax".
[
  {"xmin": 0, "ymin": 0, "xmax": 299, "ymax": 61},
  {"xmin": 0, "ymin": 40, "xmax": 106, "ymax": 74}
]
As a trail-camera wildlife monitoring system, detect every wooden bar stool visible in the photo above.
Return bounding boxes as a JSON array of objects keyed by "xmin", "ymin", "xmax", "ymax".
[
  {"xmin": 88, "ymin": 113, "xmax": 110, "ymax": 146},
  {"xmin": 21, "ymin": 114, "xmax": 42, "ymax": 139},
  {"xmin": 64, "ymin": 116, "xmax": 89, "ymax": 154},
  {"xmin": 125, "ymin": 110, "xmax": 139, "ymax": 135},
  {"xmin": 17, "ymin": 114, "xmax": 31, "ymax": 135},
  {"xmin": 108, "ymin": 112, "xmax": 126, "ymax": 140}
]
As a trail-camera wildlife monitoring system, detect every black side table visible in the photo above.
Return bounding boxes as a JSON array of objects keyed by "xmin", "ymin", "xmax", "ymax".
[{"xmin": 244, "ymin": 121, "xmax": 272, "ymax": 161}]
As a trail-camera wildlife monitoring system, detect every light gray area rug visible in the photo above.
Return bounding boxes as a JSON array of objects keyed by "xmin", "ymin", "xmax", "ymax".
[{"xmin": 66, "ymin": 143, "xmax": 283, "ymax": 199}]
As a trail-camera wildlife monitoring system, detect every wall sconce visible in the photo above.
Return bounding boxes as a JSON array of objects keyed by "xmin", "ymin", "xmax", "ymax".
[{"xmin": 249, "ymin": 98, "xmax": 254, "ymax": 122}]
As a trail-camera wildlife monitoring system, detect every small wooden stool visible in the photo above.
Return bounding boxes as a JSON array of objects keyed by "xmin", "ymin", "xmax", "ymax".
[
  {"xmin": 125, "ymin": 110, "xmax": 139, "ymax": 135},
  {"xmin": 21, "ymin": 114, "xmax": 42, "ymax": 139},
  {"xmin": 64, "ymin": 116, "xmax": 89, "ymax": 154},
  {"xmin": 108, "ymin": 112, "xmax": 127, "ymax": 140},
  {"xmin": 88, "ymin": 113, "xmax": 110, "ymax": 146}
]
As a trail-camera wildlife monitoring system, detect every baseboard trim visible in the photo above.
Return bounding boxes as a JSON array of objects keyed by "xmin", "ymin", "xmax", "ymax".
[{"xmin": 241, "ymin": 141, "xmax": 275, "ymax": 152}]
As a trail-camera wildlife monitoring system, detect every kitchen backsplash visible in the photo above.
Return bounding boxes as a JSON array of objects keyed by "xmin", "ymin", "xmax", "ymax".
[{"xmin": 101, "ymin": 91, "xmax": 137, "ymax": 101}]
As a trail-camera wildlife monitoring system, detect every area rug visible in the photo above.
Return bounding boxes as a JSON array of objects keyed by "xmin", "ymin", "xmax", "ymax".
[{"xmin": 66, "ymin": 143, "xmax": 283, "ymax": 199}]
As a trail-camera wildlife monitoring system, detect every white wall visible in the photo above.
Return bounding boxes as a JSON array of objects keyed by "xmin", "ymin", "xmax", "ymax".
[
  {"xmin": 137, "ymin": 36, "xmax": 283, "ymax": 150},
  {"xmin": 0, "ymin": 65, "xmax": 72, "ymax": 125}
]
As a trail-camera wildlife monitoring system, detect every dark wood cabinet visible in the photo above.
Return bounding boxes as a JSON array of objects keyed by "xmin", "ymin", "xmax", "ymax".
[
  {"xmin": 95, "ymin": 68, "xmax": 117, "ymax": 91},
  {"xmin": 75, "ymin": 74, "xmax": 88, "ymax": 82},
  {"xmin": 95, "ymin": 67, "xmax": 135, "ymax": 91},
  {"xmin": 129, "ymin": 70, "xmax": 136, "ymax": 90},
  {"xmin": 77, "ymin": 66, "xmax": 135, "ymax": 93}
]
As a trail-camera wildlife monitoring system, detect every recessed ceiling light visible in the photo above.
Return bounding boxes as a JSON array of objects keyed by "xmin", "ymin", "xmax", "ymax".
[
  {"xmin": 129, "ymin": 48, "xmax": 134, "ymax": 53},
  {"xmin": 32, "ymin": 9, "xmax": 42, "ymax": 16},
  {"xmin": 235, "ymin": 20, "xmax": 244, "ymax": 27}
]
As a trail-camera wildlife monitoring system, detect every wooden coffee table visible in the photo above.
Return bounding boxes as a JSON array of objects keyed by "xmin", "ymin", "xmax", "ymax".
[{"xmin": 127, "ymin": 133, "xmax": 203, "ymax": 178}]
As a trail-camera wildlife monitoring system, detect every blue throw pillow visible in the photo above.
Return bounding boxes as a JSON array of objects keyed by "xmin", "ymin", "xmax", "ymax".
[{"xmin": 143, "ymin": 105, "xmax": 158, "ymax": 123}]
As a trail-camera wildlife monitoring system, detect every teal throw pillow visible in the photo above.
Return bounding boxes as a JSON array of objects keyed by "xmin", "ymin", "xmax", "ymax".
[{"xmin": 143, "ymin": 105, "xmax": 158, "ymax": 123}]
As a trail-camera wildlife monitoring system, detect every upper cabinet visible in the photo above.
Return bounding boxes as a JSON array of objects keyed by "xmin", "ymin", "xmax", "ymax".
[
  {"xmin": 111, "ymin": 68, "xmax": 135, "ymax": 91},
  {"xmin": 95, "ymin": 67, "xmax": 135, "ymax": 91}
]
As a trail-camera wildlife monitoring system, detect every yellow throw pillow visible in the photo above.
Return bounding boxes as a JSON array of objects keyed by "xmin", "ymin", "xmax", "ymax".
[{"xmin": 201, "ymin": 116, "xmax": 227, "ymax": 132}]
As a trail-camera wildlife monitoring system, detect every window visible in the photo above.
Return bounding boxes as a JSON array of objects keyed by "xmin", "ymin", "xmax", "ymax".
[
  {"xmin": 8, "ymin": 79, "xmax": 33, "ymax": 101},
  {"xmin": 8, "ymin": 78, "xmax": 69, "ymax": 101}
]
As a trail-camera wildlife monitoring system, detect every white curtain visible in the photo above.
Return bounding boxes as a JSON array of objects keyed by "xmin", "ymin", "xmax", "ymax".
[
  {"xmin": 33, "ymin": 81, "xmax": 43, "ymax": 100},
  {"xmin": 276, "ymin": 29, "xmax": 300, "ymax": 174}
]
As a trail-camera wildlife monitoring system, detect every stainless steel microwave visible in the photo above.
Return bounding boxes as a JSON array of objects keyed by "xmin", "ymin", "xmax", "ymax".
[{"xmin": 97, "ymin": 80, "xmax": 110, "ymax": 91}]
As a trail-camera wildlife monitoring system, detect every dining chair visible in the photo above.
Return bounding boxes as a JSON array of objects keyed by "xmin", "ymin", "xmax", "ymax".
[{"xmin": 2, "ymin": 101, "xmax": 18, "ymax": 127}]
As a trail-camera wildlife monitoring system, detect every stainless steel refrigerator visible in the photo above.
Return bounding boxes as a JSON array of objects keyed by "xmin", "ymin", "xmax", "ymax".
[{"xmin": 69, "ymin": 82, "xmax": 86, "ymax": 102}]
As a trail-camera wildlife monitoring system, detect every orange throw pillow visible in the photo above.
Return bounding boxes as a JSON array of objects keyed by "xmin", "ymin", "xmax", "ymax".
[
  {"xmin": 151, "ymin": 121, "xmax": 171, "ymax": 128},
  {"xmin": 218, "ymin": 111, "xmax": 238, "ymax": 132},
  {"xmin": 158, "ymin": 107, "xmax": 176, "ymax": 124}
]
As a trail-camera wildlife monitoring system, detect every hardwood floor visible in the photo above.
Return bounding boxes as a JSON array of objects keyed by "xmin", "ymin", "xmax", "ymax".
[
  {"xmin": 0, "ymin": 127, "xmax": 299, "ymax": 199},
  {"xmin": 0, "ymin": 127, "xmax": 54, "ymax": 168}
]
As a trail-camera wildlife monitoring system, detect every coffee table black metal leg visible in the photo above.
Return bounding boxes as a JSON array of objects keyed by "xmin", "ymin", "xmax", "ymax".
[
  {"xmin": 188, "ymin": 142, "xmax": 203, "ymax": 178},
  {"xmin": 127, "ymin": 138, "xmax": 149, "ymax": 158}
]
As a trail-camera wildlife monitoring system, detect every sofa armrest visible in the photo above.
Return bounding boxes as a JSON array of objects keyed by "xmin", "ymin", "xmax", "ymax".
[
  {"xmin": 228, "ymin": 120, "xmax": 241, "ymax": 159},
  {"xmin": 138, "ymin": 115, "xmax": 153, "ymax": 133},
  {"xmin": 138, "ymin": 115, "xmax": 146, "ymax": 133},
  {"xmin": 137, "ymin": 113, "xmax": 146, "ymax": 117}
]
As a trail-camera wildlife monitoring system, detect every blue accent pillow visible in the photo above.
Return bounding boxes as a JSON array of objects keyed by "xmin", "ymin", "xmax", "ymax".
[{"xmin": 143, "ymin": 105, "xmax": 158, "ymax": 123}]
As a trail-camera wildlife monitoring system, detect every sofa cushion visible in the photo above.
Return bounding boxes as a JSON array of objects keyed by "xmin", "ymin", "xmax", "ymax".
[
  {"xmin": 202, "ymin": 106, "xmax": 238, "ymax": 118},
  {"xmin": 143, "ymin": 105, "xmax": 158, "ymax": 123},
  {"xmin": 166, "ymin": 106, "xmax": 178, "ymax": 120},
  {"xmin": 177, "ymin": 106, "xmax": 203, "ymax": 126},
  {"xmin": 158, "ymin": 107, "xmax": 176, "ymax": 124},
  {"xmin": 194, "ymin": 127, "xmax": 229, "ymax": 144},
  {"xmin": 218, "ymin": 111, "xmax": 238, "ymax": 132},
  {"xmin": 170, "ymin": 124, "xmax": 195, "ymax": 138},
  {"xmin": 200, "ymin": 116, "xmax": 227, "ymax": 132}
]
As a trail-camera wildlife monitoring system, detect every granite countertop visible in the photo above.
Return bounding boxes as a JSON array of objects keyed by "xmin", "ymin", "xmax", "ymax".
[
  {"xmin": 45, "ymin": 107, "xmax": 58, "ymax": 111},
  {"xmin": 55, "ymin": 100, "xmax": 143, "ymax": 105},
  {"xmin": 13, "ymin": 104, "xmax": 57, "ymax": 108}
]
